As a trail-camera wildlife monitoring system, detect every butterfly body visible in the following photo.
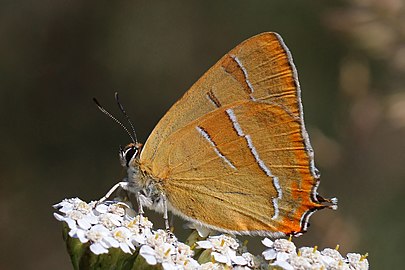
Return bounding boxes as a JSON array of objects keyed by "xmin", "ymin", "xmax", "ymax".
[
  {"xmin": 108, "ymin": 32, "xmax": 336, "ymax": 237},
  {"xmin": 118, "ymin": 144, "xmax": 165, "ymax": 214}
]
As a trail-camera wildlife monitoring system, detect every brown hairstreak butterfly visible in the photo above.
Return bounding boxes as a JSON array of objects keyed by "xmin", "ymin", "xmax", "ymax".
[{"xmin": 95, "ymin": 32, "xmax": 337, "ymax": 237}]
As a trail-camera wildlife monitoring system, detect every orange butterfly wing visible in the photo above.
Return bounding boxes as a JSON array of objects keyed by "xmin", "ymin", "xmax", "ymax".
[{"xmin": 139, "ymin": 32, "xmax": 327, "ymax": 236}]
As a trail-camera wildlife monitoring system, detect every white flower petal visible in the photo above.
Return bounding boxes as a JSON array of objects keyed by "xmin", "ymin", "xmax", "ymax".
[
  {"xmin": 196, "ymin": 240, "xmax": 213, "ymax": 249},
  {"xmin": 85, "ymin": 214, "xmax": 99, "ymax": 225},
  {"xmin": 77, "ymin": 218, "xmax": 92, "ymax": 230},
  {"xmin": 92, "ymin": 224, "xmax": 110, "ymax": 234},
  {"xmin": 227, "ymin": 249, "xmax": 236, "ymax": 258},
  {"xmin": 111, "ymin": 215, "xmax": 123, "ymax": 225},
  {"xmin": 52, "ymin": 201, "xmax": 64, "ymax": 208},
  {"xmin": 95, "ymin": 204, "xmax": 109, "ymax": 214},
  {"xmin": 68, "ymin": 228, "xmax": 77, "ymax": 238},
  {"xmin": 161, "ymin": 261, "xmax": 177, "ymax": 270},
  {"xmin": 189, "ymin": 223, "xmax": 212, "ymax": 238},
  {"xmin": 126, "ymin": 240, "xmax": 136, "ymax": 251},
  {"xmin": 76, "ymin": 229, "xmax": 88, "ymax": 243},
  {"xmin": 262, "ymin": 249, "xmax": 277, "ymax": 260},
  {"xmin": 104, "ymin": 237, "xmax": 120, "ymax": 248},
  {"xmin": 140, "ymin": 244, "xmax": 155, "ymax": 255},
  {"xmin": 55, "ymin": 201, "xmax": 75, "ymax": 212},
  {"xmin": 140, "ymin": 245, "xmax": 157, "ymax": 265},
  {"xmin": 212, "ymin": 252, "xmax": 228, "ymax": 264},
  {"xmin": 65, "ymin": 218, "xmax": 78, "ymax": 229},
  {"xmin": 276, "ymin": 252, "xmax": 290, "ymax": 262},
  {"xmin": 232, "ymin": 255, "xmax": 248, "ymax": 265},
  {"xmin": 53, "ymin": 213, "xmax": 65, "ymax": 221},
  {"xmin": 262, "ymin": 238, "xmax": 274, "ymax": 247},
  {"xmin": 53, "ymin": 213, "xmax": 66, "ymax": 221},
  {"xmin": 119, "ymin": 243, "xmax": 131, "ymax": 254},
  {"xmin": 114, "ymin": 227, "xmax": 131, "ymax": 238},
  {"xmin": 90, "ymin": 242, "xmax": 109, "ymax": 255}
]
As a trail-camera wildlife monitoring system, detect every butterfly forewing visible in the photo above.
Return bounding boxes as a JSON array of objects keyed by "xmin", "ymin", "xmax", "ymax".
[
  {"xmin": 140, "ymin": 32, "xmax": 301, "ymax": 164},
  {"xmin": 138, "ymin": 32, "xmax": 325, "ymax": 236}
]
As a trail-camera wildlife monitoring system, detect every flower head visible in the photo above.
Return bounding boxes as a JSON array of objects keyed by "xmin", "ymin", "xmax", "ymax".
[{"xmin": 54, "ymin": 198, "xmax": 137, "ymax": 254}]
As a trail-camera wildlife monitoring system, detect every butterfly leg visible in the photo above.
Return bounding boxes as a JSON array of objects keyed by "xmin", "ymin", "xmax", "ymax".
[
  {"xmin": 161, "ymin": 193, "xmax": 175, "ymax": 238},
  {"xmin": 162, "ymin": 193, "xmax": 170, "ymax": 231},
  {"xmin": 135, "ymin": 191, "xmax": 145, "ymax": 233},
  {"xmin": 98, "ymin": 181, "xmax": 130, "ymax": 203},
  {"xmin": 136, "ymin": 191, "xmax": 145, "ymax": 215}
]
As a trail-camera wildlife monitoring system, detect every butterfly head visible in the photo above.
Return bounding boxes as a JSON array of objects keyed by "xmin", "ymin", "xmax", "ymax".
[{"xmin": 119, "ymin": 142, "xmax": 142, "ymax": 167}]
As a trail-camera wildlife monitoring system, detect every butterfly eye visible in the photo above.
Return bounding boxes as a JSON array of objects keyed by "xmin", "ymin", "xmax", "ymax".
[{"xmin": 124, "ymin": 146, "xmax": 137, "ymax": 167}]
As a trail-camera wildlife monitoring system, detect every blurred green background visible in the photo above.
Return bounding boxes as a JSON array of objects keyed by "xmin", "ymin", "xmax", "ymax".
[{"xmin": 1, "ymin": 0, "xmax": 404, "ymax": 269}]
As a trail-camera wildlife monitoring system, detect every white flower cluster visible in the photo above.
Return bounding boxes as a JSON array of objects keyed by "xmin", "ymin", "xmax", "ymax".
[
  {"xmin": 53, "ymin": 197, "xmax": 152, "ymax": 255},
  {"xmin": 54, "ymin": 198, "xmax": 369, "ymax": 270},
  {"xmin": 54, "ymin": 198, "xmax": 201, "ymax": 269},
  {"xmin": 262, "ymin": 238, "xmax": 369, "ymax": 270}
]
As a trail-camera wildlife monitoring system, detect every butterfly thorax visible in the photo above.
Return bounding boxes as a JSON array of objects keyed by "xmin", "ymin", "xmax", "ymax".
[{"xmin": 120, "ymin": 143, "xmax": 165, "ymax": 213}]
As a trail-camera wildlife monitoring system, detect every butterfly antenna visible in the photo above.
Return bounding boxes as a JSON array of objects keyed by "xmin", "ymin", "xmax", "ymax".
[
  {"xmin": 93, "ymin": 97, "xmax": 136, "ymax": 143},
  {"xmin": 114, "ymin": 92, "xmax": 138, "ymax": 144}
]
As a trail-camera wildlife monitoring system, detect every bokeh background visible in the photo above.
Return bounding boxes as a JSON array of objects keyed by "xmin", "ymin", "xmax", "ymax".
[{"xmin": 1, "ymin": 0, "xmax": 404, "ymax": 269}]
